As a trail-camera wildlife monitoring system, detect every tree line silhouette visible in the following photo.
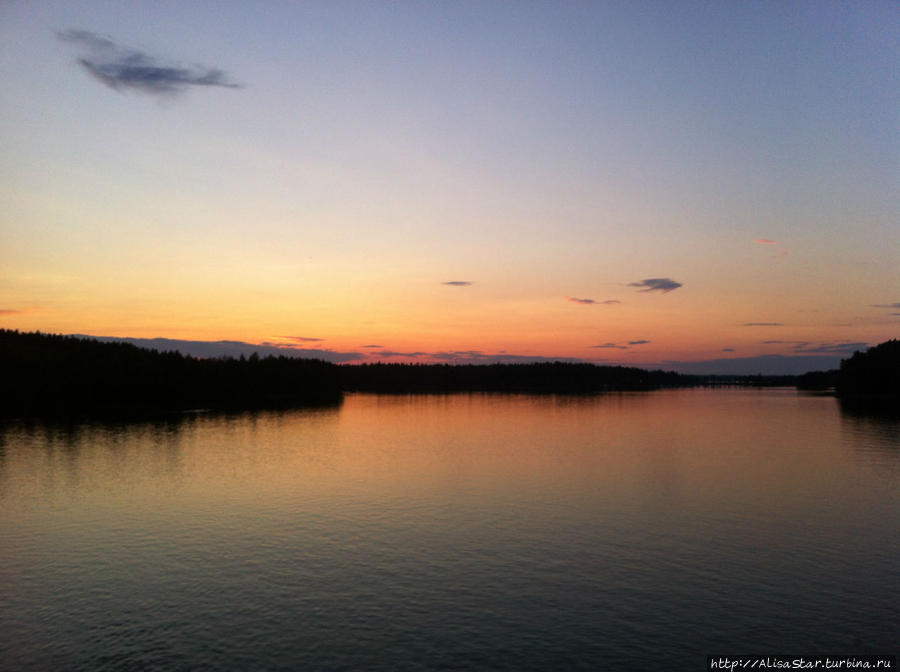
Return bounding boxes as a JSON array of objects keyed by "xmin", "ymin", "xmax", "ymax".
[
  {"xmin": 341, "ymin": 361, "xmax": 691, "ymax": 393},
  {"xmin": 2, "ymin": 330, "xmax": 895, "ymax": 418}
]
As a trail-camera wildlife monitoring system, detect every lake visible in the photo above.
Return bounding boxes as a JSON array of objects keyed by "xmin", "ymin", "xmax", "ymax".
[{"xmin": 1, "ymin": 388, "xmax": 897, "ymax": 670}]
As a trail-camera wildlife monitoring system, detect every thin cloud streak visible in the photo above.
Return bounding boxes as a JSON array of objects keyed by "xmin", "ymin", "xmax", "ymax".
[
  {"xmin": 442, "ymin": 281, "xmax": 473, "ymax": 286},
  {"xmin": 59, "ymin": 29, "xmax": 240, "ymax": 95},
  {"xmin": 567, "ymin": 297, "xmax": 621, "ymax": 305},
  {"xmin": 742, "ymin": 322, "xmax": 783, "ymax": 327},
  {"xmin": 755, "ymin": 238, "xmax": 778, "ymax": 244}
]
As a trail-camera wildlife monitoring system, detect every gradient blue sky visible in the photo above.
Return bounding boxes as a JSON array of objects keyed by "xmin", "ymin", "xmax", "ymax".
[{"xmin": 2, "ymin": 1, "xmax": 898, "ymax": 372}]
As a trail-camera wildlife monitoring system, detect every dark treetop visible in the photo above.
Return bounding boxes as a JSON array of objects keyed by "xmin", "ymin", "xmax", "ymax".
[{"xmin": 836, "ymin": 338, "xmax": 900, "ymax": 397}]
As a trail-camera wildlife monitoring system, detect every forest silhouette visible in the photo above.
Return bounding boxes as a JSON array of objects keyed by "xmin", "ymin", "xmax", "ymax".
[
  {"xmin": 1, "ymin": 329, "xmax": 342, "ymax": 416},
  {"xmin": 2, "ymin": 330, "xmax": 895, "ymax": 418}
]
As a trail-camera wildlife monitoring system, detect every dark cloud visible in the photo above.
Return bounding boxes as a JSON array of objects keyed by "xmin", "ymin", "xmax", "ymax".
[
  {"xmin": 284, "ymin": 336, "xmax": 324, "ymax": 342},
  {"xmin": 590, "ymin": 343, "xmax": 628, "ymax": 350},
  {"xmin": 722, "ymin": 348, "xmax": 736, "ymax": 352},
  {"xmin": 442, "ymin": 281, "xmax": 473, "ymax": 286},
  {"xmin": 629, "ymin": 278, "xmax": 682, "ymax": 293},
  {"xmin": 871, "ymin": 302, "xmax": 900, "ymax": 309},
  {"xmin": 59, "ymin": 29, "xmax": 240, "ymax": 95},
  {"xmin": 361, "ymin": 344, "xmax": 383, "ymax": 348},
  {"xmin": 742, "ymin": 323, "xmax": 783, "ymax": 327},
  {"xmin": 628, "ymin": 340, "xmax": 651, "ymax": 346},
  {"xmin": 373, "ymin": 350, "xmax": 429, "ymax": 358}
]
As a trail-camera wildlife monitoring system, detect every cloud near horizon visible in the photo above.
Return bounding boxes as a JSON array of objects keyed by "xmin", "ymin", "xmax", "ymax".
[
  {"xmin": 83, "ymin": 335, "xmax": 362, "ymax": 363},
  {"xmin": 792, "ymin": 341, "xmax": 868, "ymax": 355},
  {"xmin": 371, "ymin": 349, "xmax": 583, "ymax": 364},
  {"xmin": 590, "ymin": 343, "xmax": 629, "ymax": 350},
  {"xmin": 743, "ymin": 322, "xmax": 783, "ymax": 327},
  {"xmin": 59, "ymin": 29, "xmax": 241, "ymax": 95},
  {"xmin": 628, "ymin": 340, "xmax": 651, "ymax": 345},
  {"xmin": 871, "ymin": 302, "xmax": 900, "ymax": 309},
  {"xmin": 629, "ymin": 278, "xmax": 682, "ymax": 293},
  {"xmin": 442, "ymin": 281, "xmax": 473, "ymax": 286}
]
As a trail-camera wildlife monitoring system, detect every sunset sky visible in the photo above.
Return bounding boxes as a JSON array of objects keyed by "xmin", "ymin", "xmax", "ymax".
[{"xmin": 2, "ymin": 1, "xmax": 897, "ymax": 373}]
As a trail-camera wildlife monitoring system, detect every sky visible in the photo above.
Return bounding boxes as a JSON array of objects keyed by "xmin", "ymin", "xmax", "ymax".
[{"xmin": 1, "ymin": 1, "xmax": 898, "ymax": 373}]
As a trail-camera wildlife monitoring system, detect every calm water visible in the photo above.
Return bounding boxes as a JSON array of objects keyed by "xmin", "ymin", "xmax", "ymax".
[{"xmin": 1, "ymin": 389, "xmax": 898, "ymax": 670}]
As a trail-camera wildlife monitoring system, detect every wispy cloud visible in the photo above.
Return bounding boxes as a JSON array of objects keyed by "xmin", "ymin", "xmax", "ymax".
[
  {"xmin": 283, "ymin": 336, "xmax": 324, "ymax": 343},
  {"xmin": 722, "ymin": 348, "xmax": 736, "ymax": 352},
  {"xmin": 442, "ymin": 281, "xmax": 473, "ymax": 286},
  {"xmin": 0, "ymin": 308, "xmax": 26, "ymax": 315},
  {"xmin": 754, "ymin": 238, "xmax": 789, "ymax": 259},
  {"xmin": 629, "ymin": 278, "xmax": 682, "ymax": 293},
  {"xmin": 361, "ymin": 344, "xmax": 383, "ymax": 348},
  {"xmin": 628, "ymin": 340, "xmax": 652, "ymax": 345},
  {"xmin": 59, "ymin": 29, "xmax": 240, "ymax": 95},
  {"xmin": 871, "ymin": 302, "xmax": 900, "ymax": 309},
  {"xmin": 590, "ymin": 343, "xmax": 629, "ymax": 350},
  {"xmin": 742, "ymin": 322, "xmax": 783, "ymax": 327}
]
